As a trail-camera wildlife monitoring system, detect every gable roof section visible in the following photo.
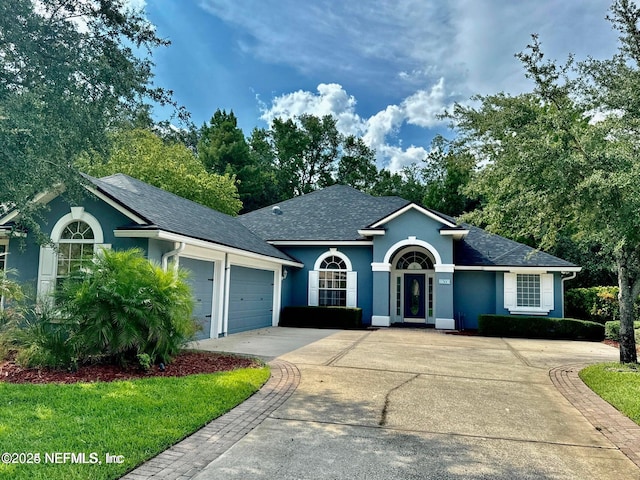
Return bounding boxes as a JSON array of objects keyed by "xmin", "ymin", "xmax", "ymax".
[
  {"xmin": 367, "ymin": 203, "xmax": 458, "ymax": 229},
  {"xmin": 239, "ymin": 184, "xmax": 578, "ymax": 270},
  {"xmin": 455, "ymin": 224, "xmax": 578, "ymax": 269},
  {"xmin": 239, "ymin": 184, "xmax": 410, "ymax": 242},
  {"xmin": 86, "ymin": 174, "xmax": 296, "ymax": 263}
]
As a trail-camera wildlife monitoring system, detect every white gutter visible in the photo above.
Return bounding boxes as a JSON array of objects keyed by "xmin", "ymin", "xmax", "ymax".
[
  {"xmin": 161, "ymin": 242, "xmax": 186, "ymax": 271},
  {"xmin": 561, "ymin": 271, "xmax": 578, "ymax": 317}
]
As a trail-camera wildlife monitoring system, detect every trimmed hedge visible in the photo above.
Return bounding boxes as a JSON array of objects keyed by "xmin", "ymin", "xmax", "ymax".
[
  {"xmin": 279, "ymin": 306, "xmax": 363, "ymax": 329},
  {"xmin": 604, "ymin": 321, "xmax": 640, "ymax": 342},
  {"xmin": 478, "ymin": 314, "xmax": 604, "ymax": 341}
]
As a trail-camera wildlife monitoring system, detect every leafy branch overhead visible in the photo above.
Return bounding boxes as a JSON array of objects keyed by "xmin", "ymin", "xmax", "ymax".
[{"xmin": 0, "ymin": 0, "xmax": 184, "ymax": 229}]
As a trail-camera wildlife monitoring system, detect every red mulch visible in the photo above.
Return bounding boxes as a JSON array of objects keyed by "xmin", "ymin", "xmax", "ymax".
[{"xmin": 0, "ymin": 351, "xmax": 262, "ymax": 385}]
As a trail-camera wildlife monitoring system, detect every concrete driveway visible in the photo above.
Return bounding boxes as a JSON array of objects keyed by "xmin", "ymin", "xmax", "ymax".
[{"xmin": 194, "ymin": 328, "xmax": 639, "ymax": 480}]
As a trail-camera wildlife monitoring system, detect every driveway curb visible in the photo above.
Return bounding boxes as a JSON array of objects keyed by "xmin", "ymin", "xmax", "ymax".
[
  {"xmin": 122, "ymin": 359, "xmax": 300, "ymax": 480},
  {"xmin": 550, "ymin": 364, "xmax": 640, "ymax": 469}
]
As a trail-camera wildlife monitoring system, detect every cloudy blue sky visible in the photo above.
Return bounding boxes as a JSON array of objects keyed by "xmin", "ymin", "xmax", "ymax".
[{"xmin": 141, "ymin": 0, "xmax": 620, "ymax": 171}]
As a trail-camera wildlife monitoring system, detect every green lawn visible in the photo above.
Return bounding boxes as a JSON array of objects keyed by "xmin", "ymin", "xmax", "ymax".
[
  {"xmin": 580, "ymin": 363, "xmax": 640, "ymax": 426},
  {"xmin": 0, "ymin": 366, "xmax": 270, "ymax": 480}
]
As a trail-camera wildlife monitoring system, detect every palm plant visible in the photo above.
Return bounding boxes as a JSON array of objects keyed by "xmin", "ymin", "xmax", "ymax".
[{"xmin": 57, "ymin": 248, "xmax": 197, "ymax": 366}]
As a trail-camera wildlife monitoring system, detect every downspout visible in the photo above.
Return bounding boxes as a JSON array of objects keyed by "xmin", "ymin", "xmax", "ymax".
[
  {"xmin": 161, "ymin": 242, "xmax": 186, "ymax": 271},
  {"xmin": 221, "ymin": 253, "xmax": 230, "ymax": 336},
  {"xmin": 561, "ymin": 272, "xmax": 578, "ymax": 318}
]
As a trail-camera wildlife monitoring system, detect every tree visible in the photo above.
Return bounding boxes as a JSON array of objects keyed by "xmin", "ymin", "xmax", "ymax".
[
  {"xmin": 198, "ymin": 110, "xmax": 251, "ymax": 173},
  {"xmin": 451, "ymin": 2, "xmax": 640, "ymax": 362},
  {"xmin": 336, "ymin": 135, "xmax": 379, "ymax": 192},
  {"xmin": 370, "ymin": 165, "xmax": 426, "ymax": 204},
  {"xmin": 0, "ymin": 0, "xmax": 180, "ymax": 232},
  {"xmin": 79, "ymin": 129, "xmax": 242, "ymax": 215},
  {"xmin": 198, "ymin": 110, "xmax": 278, "ymax": 212},
  {"xmin": 421, "ymin": 136, "xmax": 477, "ymax": 217},
  {"xmin": 270, "ymin": 114, "xmax": 340, "ymax": 197}
]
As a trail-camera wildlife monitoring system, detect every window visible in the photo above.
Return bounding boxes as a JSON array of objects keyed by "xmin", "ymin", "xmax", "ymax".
[
  {"xmin": 395, "ymin": 251, "xmax": 434, "ymax": 270},
  {"xmin": 517, "ymin": 274, "xmax": 540, "ymax": 308},
  {"xmin": 504, "ymin": 272, "xmax": 554, "ymax": 314},
  {"xmin": 318, "ymin": 256, "xmax": 347, "ymax": 306},
  {"xmin": 308, "ymin": 251, "xmax": 357, "ymax": 308},
  {"xmin": 37, "ymin": 208, "xmax": 106, "ymax": 300},
  {"xmin": 56, "ymin": 221, "xmax": 95, "ymax": 282}
]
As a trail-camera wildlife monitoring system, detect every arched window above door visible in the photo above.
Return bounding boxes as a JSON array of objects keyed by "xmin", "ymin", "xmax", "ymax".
[{"xmin": 394, "ymin": 250, "xmax": 434, "ymax": 270}]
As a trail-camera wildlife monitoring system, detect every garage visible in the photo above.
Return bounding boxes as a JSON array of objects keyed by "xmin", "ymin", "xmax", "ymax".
[
  {"xmin": 228, "ymin": 265, "xmax": 275, "ymax": 334},
  {"xmin": 180, "ymin": 257, "xmax": 215, "ymax": 340}
]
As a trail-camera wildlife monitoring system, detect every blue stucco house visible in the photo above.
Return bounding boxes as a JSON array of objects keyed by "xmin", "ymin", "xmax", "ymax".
[{"xmin": 0, "ymin": 174, "xmax": 580, "ymax": 338}]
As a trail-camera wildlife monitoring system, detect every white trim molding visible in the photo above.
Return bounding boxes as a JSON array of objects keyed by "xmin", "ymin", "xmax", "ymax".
[
  {"xmin": 83, "ymin": 185, "xmax": 148, "ymax": 225},
  {"xmin": 382, "ymin": 237, "xmax": 443, "ymax": 266},
  {"xmin": 434, "ymin": 264, "xmax": 455, "ymax": 273},
  {"xmin": 371, "ymin": 262, "xmax": 391, "ymax": 272},
  {"xmin": 372, "ymin": 315, "xmax": 391, "ymax": 327},
  {"xmin": 369, "ymin": 204, "xmax": 458, "ymax": 229},
  {"xmin": 313, "ymin": 249, "xmax": 353, "ymax": 271},
  {"xmin": 435, "ymin": 318, "xmax": 455, "ymax": 329},
  {"xmin": 455, "ymin": 265, "xmax": 581, "ymax": 272},
  {"xmin": 357, "ymin": 229, "xmax": 386, "ymax": 237}
]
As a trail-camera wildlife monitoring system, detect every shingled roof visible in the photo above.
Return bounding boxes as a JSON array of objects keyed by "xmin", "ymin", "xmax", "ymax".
[
  {"xmin": 239, "ymin": 184, "xmax": 410, "ymax": 241},
  {"xmin": 86, "ymin": 174, "xmax": 295, "ymax": 263},
  {"xmin": 454, "ymin": 224, "xmax": 577, "ymax": 268},
  {"xmin": 240, "ymin": 185, "xmax": 578, "ymax": 269}
]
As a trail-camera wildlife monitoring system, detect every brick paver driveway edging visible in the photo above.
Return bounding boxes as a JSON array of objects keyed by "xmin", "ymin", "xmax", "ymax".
[
  {"xmin": 550, "ymin": 364, "xmax": 640, "ymax": 469},
  {"xmin": 122, "ymin": 359, "xmax": 301, "ymax": 480}
]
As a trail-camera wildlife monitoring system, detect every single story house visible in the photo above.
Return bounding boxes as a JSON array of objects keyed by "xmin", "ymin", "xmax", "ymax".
[{"xmin": 0, "ymin": 174, "xmax": 580, "ymax": 338}]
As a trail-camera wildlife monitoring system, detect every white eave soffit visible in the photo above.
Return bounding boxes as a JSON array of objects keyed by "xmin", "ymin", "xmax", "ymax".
[{"xmin": 115, "ymin": 228, "xmax": 304, "ymax": 268}]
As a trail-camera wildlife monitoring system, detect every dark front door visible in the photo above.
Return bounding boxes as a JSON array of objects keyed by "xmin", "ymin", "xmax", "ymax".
[{"xmin": 404, "ymin": 274, "xmax": 425, "ymax": 319}]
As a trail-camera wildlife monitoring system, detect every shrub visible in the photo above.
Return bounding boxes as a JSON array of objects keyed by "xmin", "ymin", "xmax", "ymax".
[
  {"xmin": 478, "ymin": 314, "xmax": 604, "ymax": 340},
  {"xmin": 279, "ymin": 306, "xmax": 363, "ymax": 329},
  {"xmin": 12, "ymin": 302, "xmax": 77, "ymax": 369},
  {"xmin": 604, "ymin": 321, "xmax": 640, "ymax": 343},
  {"xmin": 565, "ymin": 286, "xmax": 640, "ymax": 324},
  {"xmin": 56, "ymin": 248, "xmax": 197, "ymax": 366}
]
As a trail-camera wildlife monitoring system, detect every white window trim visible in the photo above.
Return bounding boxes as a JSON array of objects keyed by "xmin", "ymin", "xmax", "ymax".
[
  {"xmin": 504, "ymin": 272, "xmax": 554, "ymax": 315},
  {"xmin": 309, "ymin": 249, "xmax": 357, "ymax": 308},
  {"xmin": 37, "ymin": 208, "xmax": 108, "ymax": 299}
]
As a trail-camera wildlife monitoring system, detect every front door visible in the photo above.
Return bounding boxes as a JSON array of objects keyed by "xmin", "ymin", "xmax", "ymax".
[{"xmin": 404, "ymin": 273, "xmax": 426, "ymax": 321}]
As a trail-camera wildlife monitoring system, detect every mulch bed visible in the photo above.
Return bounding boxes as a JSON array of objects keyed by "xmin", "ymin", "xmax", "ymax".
[{"xmin": 0, "ymin": 351, "xmax": 263, "ymax": 384}]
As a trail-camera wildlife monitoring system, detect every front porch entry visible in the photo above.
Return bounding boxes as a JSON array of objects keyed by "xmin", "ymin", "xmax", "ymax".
[{"xmin": 391, "ymin": 248, "xmax": 435, "ymax": 325}]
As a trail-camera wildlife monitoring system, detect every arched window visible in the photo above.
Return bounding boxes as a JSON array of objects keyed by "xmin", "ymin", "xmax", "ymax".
[
  {"xmin": 37, "ymin": 208, "xmax": 106, "ymax": 299},
  {"xmin": 394, "ymin": 250, "xmax": 434, "ymax": 270},
  {"xmin": 318, "ymin": 255, "xmax": 348, "ymax": 306},
  {"xmin": 56, "ymin": 221, "xmax": 95, "ymax": 281},
  {"xmin": 308, "ymin": 250, "xmax": 357, "ymax": 307}
]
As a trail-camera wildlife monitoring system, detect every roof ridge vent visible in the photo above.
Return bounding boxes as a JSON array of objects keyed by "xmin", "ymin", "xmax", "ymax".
[{"xmin": 272, "ymin": 205, "xmax": 283, "ymax": 215}]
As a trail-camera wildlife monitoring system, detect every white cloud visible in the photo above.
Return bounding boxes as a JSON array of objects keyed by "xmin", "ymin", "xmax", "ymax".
[
  {"xmin": 402, "ymin": 78, "xmax": 449, "ymax": 128},
  {"xmin": 383, "ymin": 145, "xmax": 431, "ymax": 173},
  {"xmin": 260, "ymin": 80, "xmax": 450, "ymax": 172},
  {"xmin": 259, "ymin": 83, "xmax": 364, "ymax": 137}
]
